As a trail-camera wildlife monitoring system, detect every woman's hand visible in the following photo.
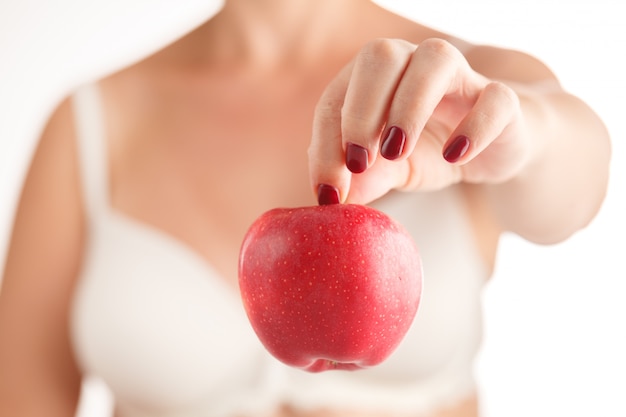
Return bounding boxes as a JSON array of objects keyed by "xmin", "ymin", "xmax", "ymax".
[{"xmin": 309, "ymin": 38, "xmax": 530, "ymax": 205}]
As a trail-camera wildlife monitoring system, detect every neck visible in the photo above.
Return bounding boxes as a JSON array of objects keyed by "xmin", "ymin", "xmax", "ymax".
[{"xmin": 196, "ymin": 0, "xmax": 371, "ymax": 71}]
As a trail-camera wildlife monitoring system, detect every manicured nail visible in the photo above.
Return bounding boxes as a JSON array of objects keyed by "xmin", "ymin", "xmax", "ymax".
[
  {"xmin": 381, "ymin": 126, "xmax": 406, "ymax": 160},
  {"xmin": 443, "ymin": 135, "xmax": 470, "ymax": 163},
  {"xmin": 317, "ymin": 184, "xmax": 340, "ymax": 205},
  {"xmin": 345, "ymin": 143, "xmax": 368, "ymax": 173}
]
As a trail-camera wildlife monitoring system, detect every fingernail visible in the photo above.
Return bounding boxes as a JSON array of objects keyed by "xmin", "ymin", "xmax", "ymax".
[
  {"xmin": 346, "ymin": 143, "xmax": 368, "ymax": 173},
  {"xmin": 317, "ymin": 184, "xmax": 340, "ymax": 205},
  {"xmin": 381, "ymin": 126, "xmax": 406, "ymax": 160},
  {"xmin": 443, "ymin": 135, "xmax": 470, "ymax": 163}
]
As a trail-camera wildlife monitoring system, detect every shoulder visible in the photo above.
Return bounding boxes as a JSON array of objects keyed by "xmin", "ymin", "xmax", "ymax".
[
  {"xmin": 373, "ymin": 6, "xmax": 557, "ymax": 83},
  {"xmin": 463, "ymin": 44, "xmax": 559, "ymax": 83},
  {"xmin": 41, "ymin": 95, "xmax": 76, "ymax": 147},
  {"xmin": 7, "ymin": 91, "xmax": 85, "ymax": 269}
]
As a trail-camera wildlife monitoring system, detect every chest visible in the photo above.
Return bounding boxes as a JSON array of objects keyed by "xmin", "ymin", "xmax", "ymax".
[
  {"xmin": 101, "ymin": 74, "xmax": 326, "ymax": 285},
  {"xmin": 72, "ymin": 185, "xmax": 488, "ymax": 417}
]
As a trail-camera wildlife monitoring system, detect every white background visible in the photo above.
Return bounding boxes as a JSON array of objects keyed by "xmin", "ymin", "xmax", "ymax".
[{"xmin": 1, "ymin": 1, "xmax": 625, "ymax": 416}]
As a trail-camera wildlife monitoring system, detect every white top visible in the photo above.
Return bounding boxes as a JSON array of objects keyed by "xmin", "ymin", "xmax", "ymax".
[{"xmin": 70, "ymin": 83, "xmax": 488, "ymax": 417}]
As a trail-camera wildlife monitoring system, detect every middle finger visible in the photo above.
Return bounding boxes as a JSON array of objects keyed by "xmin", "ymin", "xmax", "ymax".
[{"xmin": 341, "ymin": 38, "xmax": 417, "ymax": 173}]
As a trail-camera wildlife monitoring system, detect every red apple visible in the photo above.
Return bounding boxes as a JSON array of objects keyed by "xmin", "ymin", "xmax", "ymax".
[{"xmin": 238, "ymin": 204, "xmax": 422, "ymax": 372}]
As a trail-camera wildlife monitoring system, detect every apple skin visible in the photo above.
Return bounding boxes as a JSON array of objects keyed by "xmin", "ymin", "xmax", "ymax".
[{"xmin": 238, "ymin": 204, "xmax": 422, "ymax": 372}]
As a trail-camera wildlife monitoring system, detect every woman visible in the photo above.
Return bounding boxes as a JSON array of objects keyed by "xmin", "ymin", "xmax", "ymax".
[{"xmin": 0, "ymin": 1, "xmax": 611, "ymax": 416}]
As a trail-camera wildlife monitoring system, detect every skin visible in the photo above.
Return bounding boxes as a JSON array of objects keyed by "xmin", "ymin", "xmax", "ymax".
[{"xmin": 0, "ymin": 0, "xmax": 611, "ymax": 416}]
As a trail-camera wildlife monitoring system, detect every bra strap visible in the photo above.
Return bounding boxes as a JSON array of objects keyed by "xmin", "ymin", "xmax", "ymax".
[{"xmin": 71, "ymin": 83, "xmax": 109, "ymax": 217}]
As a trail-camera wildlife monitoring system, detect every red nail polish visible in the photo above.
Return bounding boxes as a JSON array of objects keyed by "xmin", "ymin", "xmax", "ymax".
[
  {"xmin": 346, "ymin": 143, "xmax": 368, "ymax": 173},
  {"xmin": 317, "ymin": 184, "xmax": 340, "ymax": 205},
  {"xmin": 443, "ymin": 135, "xmax": 470, "ymax": 163},
  {"xmin": 381, "ymin": 126, "xmax": 406, "ymax": 160}
]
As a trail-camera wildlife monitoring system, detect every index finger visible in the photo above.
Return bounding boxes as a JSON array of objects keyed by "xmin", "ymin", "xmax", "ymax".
[{"xmin": 308, "ymin": 62, "xmax": 354, "ymax": 204}]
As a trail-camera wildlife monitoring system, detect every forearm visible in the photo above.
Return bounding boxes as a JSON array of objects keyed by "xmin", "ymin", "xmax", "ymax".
[{"xmin": 485, "ymin": 86, "xmax": 611, "ymax": 244}]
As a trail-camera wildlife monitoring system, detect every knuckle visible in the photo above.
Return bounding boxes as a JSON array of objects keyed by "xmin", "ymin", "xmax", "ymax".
[
  {"xmin": 314, "ymin": 92, "xmax": 342, "ymax": 122},
  {"xmin": 358, "ymin": 38, "xmax": 414, "ymax": 65},
  {"xmin": 339, "ymin": 112, "xmax": 379, "ymax": 146},
  {"xmin": 418, "ymin": 38, "xmax": 460, "ymax": 62},
  {"xmin": 486, "ymin": 81, "xmax": 520, "ymax": 109}
]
